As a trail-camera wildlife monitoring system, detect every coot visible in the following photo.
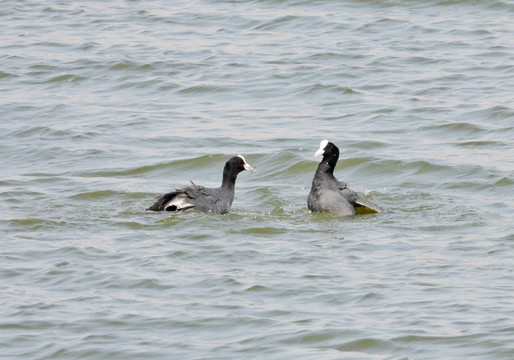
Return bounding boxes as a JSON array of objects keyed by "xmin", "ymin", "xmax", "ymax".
[
  {"xmin": 307, "ymin": 140, "xmax": 383, "ymax": 216},
  {"xmin": 147, "ymin": 155, "xmax": 255, "ymax": 214}
]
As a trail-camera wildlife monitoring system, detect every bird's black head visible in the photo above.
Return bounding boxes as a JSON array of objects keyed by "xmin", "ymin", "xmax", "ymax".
[
  {"xmin": 314, "ymin": 139, "xmax": 339, "ymax": 171},
  {"xmin": 227, "ymin": 155, "xmax": 255, "ymax": 174},
  {"xmin": 221, "ymin": 155, "xmax": 255, "ymax": 188}
]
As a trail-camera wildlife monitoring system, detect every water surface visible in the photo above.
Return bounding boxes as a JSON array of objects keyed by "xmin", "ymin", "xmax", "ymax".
[{"xmin": 1, "ymin": 0, "xmax": 513, "ymax": 359}]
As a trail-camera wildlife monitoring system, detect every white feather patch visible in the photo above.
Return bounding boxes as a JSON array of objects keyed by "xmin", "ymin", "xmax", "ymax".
[{"xmin": 164, "ymin": 193, "xmax": 194, "ymax": 211}]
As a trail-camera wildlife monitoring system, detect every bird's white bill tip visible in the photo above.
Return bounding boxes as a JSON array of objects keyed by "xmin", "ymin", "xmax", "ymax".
[{"xmin": 244, "ymin": 163, "xmax": 256, "ymax": 172}]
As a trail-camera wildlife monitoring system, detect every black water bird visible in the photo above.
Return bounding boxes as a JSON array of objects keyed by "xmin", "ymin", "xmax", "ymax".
[
  {"xmin": 147, "ymin": 155, "xmax": 255, "ymax": 214},
  {"xmin": 307, "ymin": 140, "xmax": 383, "ymax": 216}
]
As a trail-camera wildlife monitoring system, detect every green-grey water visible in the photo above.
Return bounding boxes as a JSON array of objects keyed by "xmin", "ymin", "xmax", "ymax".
[{"xmin": 1, "ymin": 0, "xmax": 513, "ymax": 359}]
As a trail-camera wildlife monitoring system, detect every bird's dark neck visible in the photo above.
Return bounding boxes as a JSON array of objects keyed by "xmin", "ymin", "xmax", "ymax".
[
  {"xmin": 221, "ymin": 167, "xmax": 238, "ymax": 190},
  {"xmin": 318, "ymin": 152, "xmax": 338, "ymax": 175}
]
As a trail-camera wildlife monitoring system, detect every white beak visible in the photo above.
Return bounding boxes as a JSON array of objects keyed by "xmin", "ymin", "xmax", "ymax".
[
  {"xmin": 314, "ymin": 139, "xmax": 329, "ymax": 157},
  {"xmin": 314, "ymin": 148, "xmax": 324, "ymax": 157},
  {"xmin": 244, "ymin": 162, "xmax": 256, "ymax": 172}
]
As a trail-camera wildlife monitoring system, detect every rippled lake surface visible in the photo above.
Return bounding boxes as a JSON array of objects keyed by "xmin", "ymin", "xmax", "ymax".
[{"xmin": 2, "ymin": 0, "xmax": 514, "ymax": 359}]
